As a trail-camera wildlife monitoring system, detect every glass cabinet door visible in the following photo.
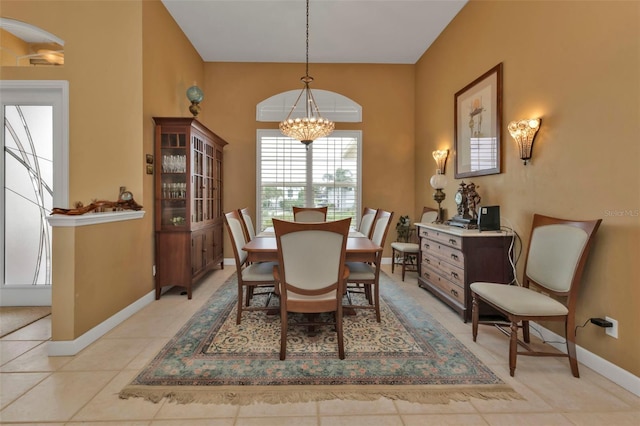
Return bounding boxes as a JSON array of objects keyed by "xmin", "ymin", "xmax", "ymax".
[
  {"xmin": 160, "ymin": 132, "xmax": 188, "ymax": 228},
  {"xmin": 191, "ymin": 134, "xmax": 205, "ymax": 224}
]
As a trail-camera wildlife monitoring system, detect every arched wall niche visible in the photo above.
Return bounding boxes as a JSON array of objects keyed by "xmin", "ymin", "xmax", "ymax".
[
  {"xmin": 0, "ymin": 18, "xmax": 65, "ymax": 66},
  {"xmin": 256, "ymin": 89, "xmax": 362, "ymax": 123}
]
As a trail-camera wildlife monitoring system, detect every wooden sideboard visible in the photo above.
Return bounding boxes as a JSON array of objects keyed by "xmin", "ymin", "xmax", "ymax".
[{"xmin": 415, "ymin": 222, "xmax": 514, "ymax": 322}]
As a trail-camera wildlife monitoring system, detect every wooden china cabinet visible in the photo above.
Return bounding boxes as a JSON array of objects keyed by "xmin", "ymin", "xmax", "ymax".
[{"xmin": 153, "ymin": 117, "xmax": 227, "ymax": 299}]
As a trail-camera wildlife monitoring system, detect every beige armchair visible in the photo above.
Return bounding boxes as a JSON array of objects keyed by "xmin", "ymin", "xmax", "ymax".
[
  {"xmin": 224, "ymin": 210, "xmax": 278, "ymax": 324},
  {"xmin": 357, "ymin": 207, "xmax": 377, "ymax": 238},
  {"xmin": 238, "ymin": 207, "xmax": 257, "ymax": 242},
  {"xmin": 272, "ymin": 217, "xmax": 351, "ymax": 360},
  {"xmin": 344, "ymin": 209, "xmax": 394, "ymax": 322},
  {"xmin": 292, "ymin": 206, "xmax": 328, "ymax": 222},
  {"xmin": 390, "ymin": 207, "xmax": 438, "ymax": 281},
  {"xmin": 470, "ymin": 214, "xmax": 602, "ymax": 377}
]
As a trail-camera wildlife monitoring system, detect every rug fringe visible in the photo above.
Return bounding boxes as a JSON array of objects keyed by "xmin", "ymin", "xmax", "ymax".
[{"xmin": 119, "ymin": 384, "xmax": 524, "ymax": 406}]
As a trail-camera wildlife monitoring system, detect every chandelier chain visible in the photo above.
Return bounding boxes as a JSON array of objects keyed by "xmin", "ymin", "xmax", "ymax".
[{"xmin": 305, "ymin": 0, "xmax": 309, "ymax": 78}]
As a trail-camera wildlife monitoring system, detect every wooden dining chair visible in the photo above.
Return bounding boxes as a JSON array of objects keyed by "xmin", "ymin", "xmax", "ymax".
[
  {"xmin": 344, "ymin": 209, "xmax": 394, "ymax": 322},
  {"xmin": 357, "ymin": 207, "xmax": 377, "ymax": 238},
  {"xmin": 292, "ymin": 206, "xmax": 328, "ymax": 222},
  {"xmin": 391, "ymin": 206, "xmax": 438, "ymax": 281},
  {"xmin": 273, "ymin": 217, "xmax": 351, "ymax": 360},
  {"xmin": 224, "ymin": 210, "xmax": 278, "ymax": 324},
  {"xmin": 238, "ymin": 207, "xmax": 257, "ymax": 242},
  {"xmin": 470, "ymin": 214, "xmax": 602, "ymax": 377}
]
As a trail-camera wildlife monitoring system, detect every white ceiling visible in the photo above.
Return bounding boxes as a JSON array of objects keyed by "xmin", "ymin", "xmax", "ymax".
[{"xmin": 161, "ymin": 0, "xmax": 468, "ymax": 64}]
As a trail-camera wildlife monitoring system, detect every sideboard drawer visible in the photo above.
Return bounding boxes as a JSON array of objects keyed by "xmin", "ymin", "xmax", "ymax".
[
  {"xmin": 421, "ymin": 264, "xmax": 465, "ymax": 306},
  {"xmin": 419, "ymin": 227, "xmax": 463, "ymax": 249}
]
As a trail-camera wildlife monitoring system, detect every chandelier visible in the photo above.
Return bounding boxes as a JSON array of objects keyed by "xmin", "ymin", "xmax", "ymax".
[{"xmin": 279, "ymin": 0, "xmax": 334, "ymax": 147}]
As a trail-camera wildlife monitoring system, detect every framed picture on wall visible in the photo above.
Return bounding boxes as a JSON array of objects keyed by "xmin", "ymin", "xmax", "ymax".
[{"xmin": 454, "ymin": 63, "xmax": 503, "ymax": 179}]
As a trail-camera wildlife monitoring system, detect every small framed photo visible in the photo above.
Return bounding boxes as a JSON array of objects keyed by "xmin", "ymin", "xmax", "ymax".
[
  {"xmin": 146, "ymin": 154, "xmax": 154, "ymax": 164},
  {"xmin": 454, "ymin": 63, "xmax": 503, "ymax": 179}
]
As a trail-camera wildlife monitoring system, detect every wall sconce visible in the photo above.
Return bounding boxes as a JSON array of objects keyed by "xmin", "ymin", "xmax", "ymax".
[
  {"xmin": 508, "ymin": 118, "xmax": 541, "ymax": 165},
  {"xmin": 432, "ymin": 149, "xmax": 449, "ymax": 173},
  {"xmin": 186, "ymin": 84, "xmax": 204, "ymax": 117},
  {"xmin": 429, "ymin": 149, "xmax": 449, "ymax": 224}
]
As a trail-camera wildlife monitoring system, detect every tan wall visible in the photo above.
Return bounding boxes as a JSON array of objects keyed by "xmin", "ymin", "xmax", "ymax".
[
  {"xmin": 200, "ymin": 62, "xmax": 416, "ymax": 255},
  {"xmin": 0, "ymin": 0, "xmax": 191, "ymax": 339},
  {"xmin": 415, "ymin": 0, "xmax": 640, "ymax": 375}
]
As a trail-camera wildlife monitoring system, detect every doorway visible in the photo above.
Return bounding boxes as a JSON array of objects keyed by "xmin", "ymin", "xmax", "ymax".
[{"xmin": 0, "ymin": 80, "xmax": 68, "ymax": 306}]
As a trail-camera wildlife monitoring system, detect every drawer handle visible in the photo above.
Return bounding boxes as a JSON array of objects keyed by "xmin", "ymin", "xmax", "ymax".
[
  {"xmin": 449, "ymin": 238, "xmax": 457, "ymax": 245},
  {"xmin": 424, "ymin": 243, "xmax": 430, "ymax": 249},
  {"xmin": 451, "ymin": 253, "xmax": 459, "ymax": 261},
  {"xmin": 425, "ymin": 258, "xmax": 431, "ymax": 264},
  {"xmin": 423, "ymin": 272, "xmax": 430, "ymax": 279},
  {"xmin": 450, "ymin": 288, "xmax": 459, "ymax": 297},
  {"xmin": 451, "ymin": 271, "xmax": 459, "ymax": 279}
]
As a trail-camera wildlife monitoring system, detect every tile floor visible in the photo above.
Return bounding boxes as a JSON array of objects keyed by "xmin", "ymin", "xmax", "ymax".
[{"xmin": 1, "ymin": 265, "xmax": 638, "ymax": 425}]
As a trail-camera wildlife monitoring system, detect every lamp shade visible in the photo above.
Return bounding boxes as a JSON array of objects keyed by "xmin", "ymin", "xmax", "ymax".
[
  {"xmin": 186, "ymin": 85, "xmax": 204, "ymax": 103},
  {"xmin": 430, "ymin": 171, "xmax": 448, "ymax": 189}
]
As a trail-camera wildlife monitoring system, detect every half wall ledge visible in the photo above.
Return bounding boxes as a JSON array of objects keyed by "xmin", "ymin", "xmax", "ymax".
[{"xmin": 46, "ymin": 210, "xmax": 145, "ymax": 227}]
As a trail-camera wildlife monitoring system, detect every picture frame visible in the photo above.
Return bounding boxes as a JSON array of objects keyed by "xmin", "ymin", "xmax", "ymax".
[{"xmin": 454, "ymin": 63, "xmax": 503, "ymax": 179}]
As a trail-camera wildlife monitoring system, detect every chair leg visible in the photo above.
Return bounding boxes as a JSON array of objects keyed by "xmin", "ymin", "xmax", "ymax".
[
  {"xmin": 566, "ymin": 320, "xmax": 580, "ymax": 377},
  {"xmin": 336, "ymin": 307, "xmax": 345, "ymax": 359},
  {"xmin": 471, "ymin": 294, "xmax": 479, "ymax": 342},
  {"xmin": 236, "ymin": 284, "xmax": 243, "ymax": 324},
  {"xmin": 391, "ymin": 248, "xmax": 397, "ymax": 273},
  {"xmin": 522, "ymin": 320, "xmax": 530, "ymax": 343},
  {"xmin": 402, "ymin": 253, "xmax": 409, "ymax": 281},
  {"xmin": 509, "ymin": 321, "xmax": 518, "ymax": 376},
  {"xmin": 374, "ymin": 282, "xmax": 381, "ymax": 322},
  {"xmin": 280, "ymin": 308, "xmax": 288, "ymax": 361}
]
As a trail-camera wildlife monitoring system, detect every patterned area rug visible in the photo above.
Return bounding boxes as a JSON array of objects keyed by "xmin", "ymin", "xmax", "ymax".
[{"xmin": 120, "ymin": 272, "xmax": 521, "ymax": 405}]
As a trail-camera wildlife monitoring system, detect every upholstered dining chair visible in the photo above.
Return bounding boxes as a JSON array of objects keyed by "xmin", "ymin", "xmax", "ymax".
[
  {"xmin": 390, "ymin": 207, "xmax": 438, "ymax": 281},
  {"xmin": 238, "ymin": 207, "xmax": 257, "ymax": 242},
  {"xmin": 224, "ymin": 210, "xmax": 278, "ymax": 324},
  {"xmin": 292, "ymin": 206, "xmax": 328, "ymax": 222},
  {"xmin": 470, "ymin": 214, "xmax": 602, "ymax": 377},
  {"xmin": 272, "ymin": 217, "xmax": 351, "ymax": 360},
  {"xmin": 344, "ymin": 209, "xmax": 394, "ymax": 322},
  {"xmin": 357, "ymin": 207, "xmax": 377, "ymax": 238}
]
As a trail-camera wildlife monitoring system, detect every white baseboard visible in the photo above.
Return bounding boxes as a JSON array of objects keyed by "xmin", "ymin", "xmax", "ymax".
[
  {"xmin": 47, "ymin": 289, "xmax": 156, "ymax": 356},
  {"xmin": 532, "ymin": 322, "xmax": 640, "ymax": 397}
]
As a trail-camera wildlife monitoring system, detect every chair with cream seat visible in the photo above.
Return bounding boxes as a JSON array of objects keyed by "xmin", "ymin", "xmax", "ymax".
[
  {"xmin": 292, "ymin": 206, "xmax": 328, "ymax": 222},
  {"xmin": 238, "ymin": 207, "xmax": 257, "ymax": 242},
  {"xmin": 470, "ymin": 214, "xmax": 601, "ymax": 377},
  {"xmin": 391, "ymin": 207, "xmax": 438, "ymax": 281},
  {"xmin": 344, "ymin": 209, "xmax": 394, "ymax": 322},
  {"xmin": 224, "ymin": 210, "xmax": 278, "ymax": 324},
  {"xmin": 357, "ymin": 207, "xmax": 377, "ymax": 238},
  {"xmin": 272, "ymin": 217, "xmax": 351, "ymax": 360}
]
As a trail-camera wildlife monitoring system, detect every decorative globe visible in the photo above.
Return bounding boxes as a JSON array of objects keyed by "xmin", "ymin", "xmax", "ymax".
[{"xmin": 186, "ymin": 85, "xmax": 204, "ymax": 103}]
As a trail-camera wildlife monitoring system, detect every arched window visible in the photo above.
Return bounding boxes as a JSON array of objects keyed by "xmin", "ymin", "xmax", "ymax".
[{"xmin": 256, "ymin": 91, "xmax": 363, "ymax": 230}]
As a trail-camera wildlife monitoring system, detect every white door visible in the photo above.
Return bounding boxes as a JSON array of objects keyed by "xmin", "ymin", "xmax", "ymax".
[{"xmin": 0, "ymin": 81, "xmax": 68, "ymax": 306}]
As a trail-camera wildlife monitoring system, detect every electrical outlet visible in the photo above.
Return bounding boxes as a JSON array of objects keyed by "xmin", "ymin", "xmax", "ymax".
[
  {"xmin": 152, "ymin": 265, "xmax": 156, "ymax": 276},
  {"xmin": 605, "ymin": 316, "xmax": 618, "ymax": 338}
]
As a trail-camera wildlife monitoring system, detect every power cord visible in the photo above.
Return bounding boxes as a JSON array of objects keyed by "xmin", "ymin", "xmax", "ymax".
[{"xmin": 500, "ymin": 216, "xmax": 522, "ymax": 286}]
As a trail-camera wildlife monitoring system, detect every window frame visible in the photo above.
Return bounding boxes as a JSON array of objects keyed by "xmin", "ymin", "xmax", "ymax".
[{"xmin": 256, "ymin": 129, "xmax": 362, "ymax": 232}]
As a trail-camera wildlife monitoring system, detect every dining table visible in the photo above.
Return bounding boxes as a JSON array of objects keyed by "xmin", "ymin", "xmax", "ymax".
[{"xmin": 242, "ymin": 227, "xmax": 382, "ymax": 264}]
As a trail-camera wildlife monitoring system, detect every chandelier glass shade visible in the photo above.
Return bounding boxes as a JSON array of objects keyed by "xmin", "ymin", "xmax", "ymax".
[{"xmin": 279, "ymin": 0, "xmax": 334, "ymax": 146}]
